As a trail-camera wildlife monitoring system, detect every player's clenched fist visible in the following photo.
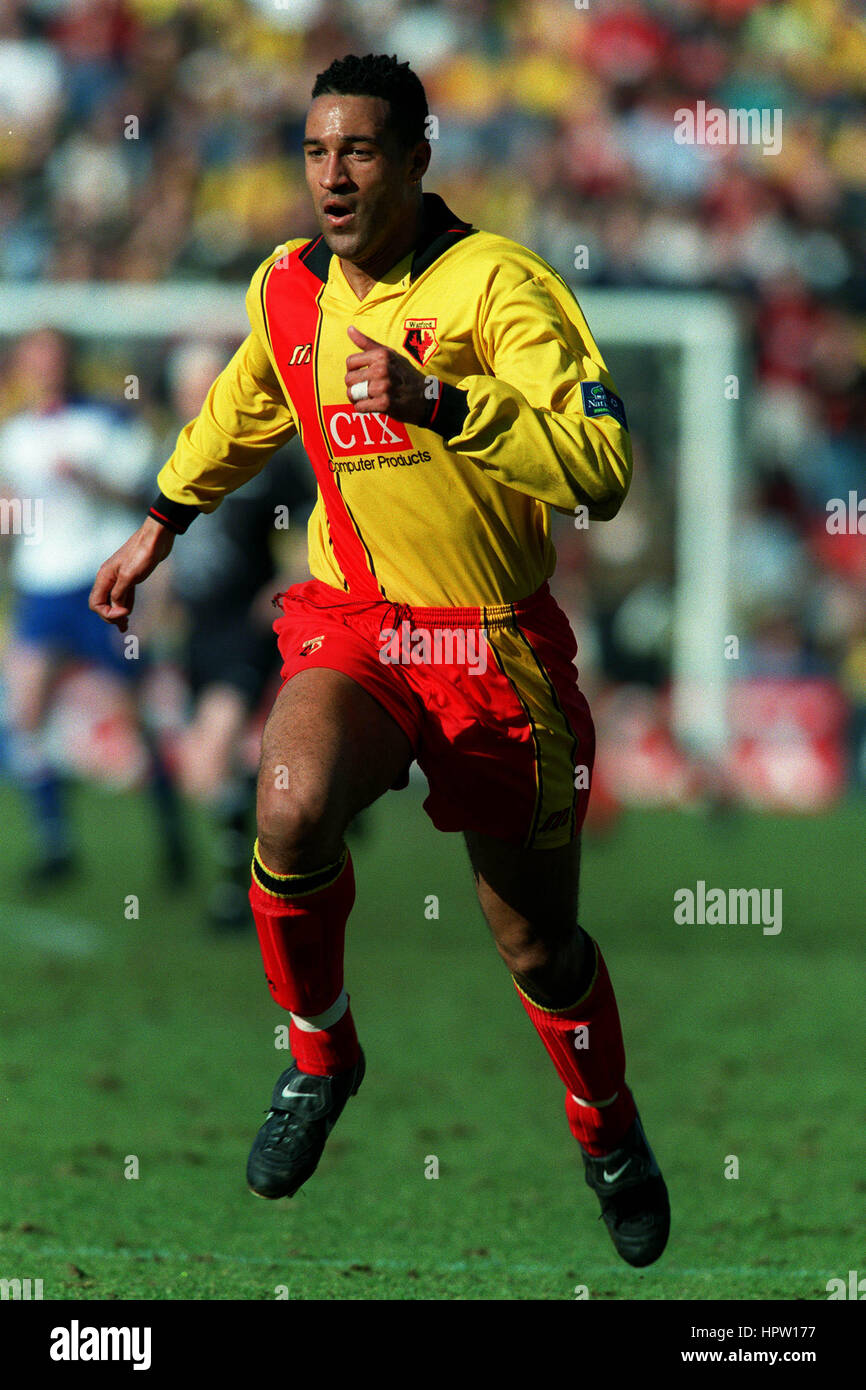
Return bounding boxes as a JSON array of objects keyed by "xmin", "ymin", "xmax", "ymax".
[
  {"xmin": 344, "ymin": 326, "xmax": 434, "ymax": 426},
  {"xmin": 89, "ymin": 517, "xmax": 175, "ymax": 632}
]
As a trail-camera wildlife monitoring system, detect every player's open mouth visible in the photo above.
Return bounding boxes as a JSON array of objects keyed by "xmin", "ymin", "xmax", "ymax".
[{"xmin": 323, "ymin": 202, "xmax": 355, "ymax": 227}]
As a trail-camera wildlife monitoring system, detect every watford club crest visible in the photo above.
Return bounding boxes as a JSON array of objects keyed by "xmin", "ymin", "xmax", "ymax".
[{"xmin": 403, "ymin": 318, "xmax": 438, "ymax": 367}]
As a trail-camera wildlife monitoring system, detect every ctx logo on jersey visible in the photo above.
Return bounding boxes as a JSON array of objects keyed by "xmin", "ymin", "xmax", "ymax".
[
  {"xmin": 403, "ymin": 318, "xmax": 438, "ymax": 367},
  {"xmin": 299, "ymin": 636, "xmax": 324, "ymax": 656},
  {"xmin": 322, "ymin": 406, "xmax": 411, "ymax": 456}
]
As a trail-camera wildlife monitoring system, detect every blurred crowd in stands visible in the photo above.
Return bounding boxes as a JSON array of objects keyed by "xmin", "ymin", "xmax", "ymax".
[{"xmin": 1, "ymin": 0, "xmax": 864, "ymax": 814}]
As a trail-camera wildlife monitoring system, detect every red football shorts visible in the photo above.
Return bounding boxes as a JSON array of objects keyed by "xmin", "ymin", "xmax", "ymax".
[{"xmin": 273, "ymin": 578, "xmax": 595, "ymax": 850}]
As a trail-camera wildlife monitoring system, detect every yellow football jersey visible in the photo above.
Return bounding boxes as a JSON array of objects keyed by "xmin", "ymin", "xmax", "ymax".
[{"xmin": 154, "ymin": 193, "xmax": 632, "ymax": 608}]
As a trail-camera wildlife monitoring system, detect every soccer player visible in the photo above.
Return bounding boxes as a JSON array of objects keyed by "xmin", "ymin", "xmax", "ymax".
[
  {"xmin": 1, "ymin": 327, "xmax": 186, "ymax": 885},
  {"xmin": 90, "ymin": 54, "xmax": 670, "ymax": 1268}
]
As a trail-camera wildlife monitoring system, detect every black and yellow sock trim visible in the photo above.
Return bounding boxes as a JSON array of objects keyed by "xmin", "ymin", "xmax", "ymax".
[
  {"xmin": 512, "ymin": 932, "xmax": 599, "ymax": 1014},
  {"xmin": 251, "ymin": 839, "xmax": 348, "ymax": 900}
]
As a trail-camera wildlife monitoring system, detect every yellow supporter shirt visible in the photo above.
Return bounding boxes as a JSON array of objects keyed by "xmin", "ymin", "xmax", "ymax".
[{"xmin": 154, "ymin": 193, "xmax": 632, "ymax": 609}]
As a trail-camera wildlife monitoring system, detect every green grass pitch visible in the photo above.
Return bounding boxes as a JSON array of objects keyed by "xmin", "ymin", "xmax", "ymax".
[{"xmin": 0, "ymin": 780, "xmax": 863, "ymax": 1300}]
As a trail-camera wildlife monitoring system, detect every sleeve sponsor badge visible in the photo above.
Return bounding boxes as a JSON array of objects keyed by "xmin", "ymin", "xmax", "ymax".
[{"xmin": 580, "ymin": 380, "xmax": 628, "ymax": 430}]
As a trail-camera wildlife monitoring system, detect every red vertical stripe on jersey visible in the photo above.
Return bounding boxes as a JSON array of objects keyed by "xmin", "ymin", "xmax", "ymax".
[{"xmin": 264, "ymin": 248, "xmax": 381, "ymax": 599}]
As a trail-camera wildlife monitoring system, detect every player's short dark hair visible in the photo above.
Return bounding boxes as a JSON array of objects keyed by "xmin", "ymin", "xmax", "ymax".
[{"xmin": 311, "ymin": 53, "xmax": 428, "ymax": 150}]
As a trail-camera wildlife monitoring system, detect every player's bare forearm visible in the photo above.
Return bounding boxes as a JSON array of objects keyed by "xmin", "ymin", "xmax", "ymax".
[{"xmin": 89, "ymin": 516, "xmax": 175, "ymax": 632}]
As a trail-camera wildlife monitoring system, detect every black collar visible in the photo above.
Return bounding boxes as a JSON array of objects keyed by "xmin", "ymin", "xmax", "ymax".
[
  {"xmin": 297, "ymin": 193, "xmax": 475, "ymax": 285},
  {"xmin": 410, "ymin": 192, "xmax": 476, "ymax": 280}
]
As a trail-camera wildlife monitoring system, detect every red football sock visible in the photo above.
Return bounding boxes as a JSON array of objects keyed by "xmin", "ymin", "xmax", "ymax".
[
  {"xmin": 513, "ymin": 935, "xmax": 637, "ymax": 1155},
  {"xmin": 249, "ymin": 840, "xmax": 361, "ymax": 1077}
]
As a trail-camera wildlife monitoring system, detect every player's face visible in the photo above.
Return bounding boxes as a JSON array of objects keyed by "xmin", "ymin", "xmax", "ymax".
[{"xmin": 303, "ymin": 94, "xmax": 428, "ymax": 269}]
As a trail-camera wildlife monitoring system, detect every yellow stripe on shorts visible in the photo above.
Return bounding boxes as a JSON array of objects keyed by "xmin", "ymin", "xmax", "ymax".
[{"xmin": 486, "ymin": 625, "xmax": 581, "ymax": 849}]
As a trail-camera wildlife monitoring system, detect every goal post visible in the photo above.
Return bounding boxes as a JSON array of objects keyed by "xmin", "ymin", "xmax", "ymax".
[
  {"xmin": 579, "ymin": 289, "xmax": 740, "ymax": 759},
  {"xmin": 0, "ymin": 283, "xmax": 740, "ymax": 756}
]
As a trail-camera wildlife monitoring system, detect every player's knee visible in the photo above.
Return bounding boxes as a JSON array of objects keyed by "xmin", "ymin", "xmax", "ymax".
[
  {"xmin": 256, "ymin": 776, "xmax": 342, "ymax": 869},
  {"xmin": 495, "ymin": 923, "xmax": 583, "ymax": 983},
  {"xmin": 498, "ymin": 937, "xmax": 554, "ymax": 978}
]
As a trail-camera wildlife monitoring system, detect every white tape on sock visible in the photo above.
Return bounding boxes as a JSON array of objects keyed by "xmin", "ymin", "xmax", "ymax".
[
  {"xmin": 571, "ymin": 1091, "xmax": 619, "ymax": 1108},
  {"xmin": 291, "ymin": 990, "xmax": 349, "ymax": 1033}
]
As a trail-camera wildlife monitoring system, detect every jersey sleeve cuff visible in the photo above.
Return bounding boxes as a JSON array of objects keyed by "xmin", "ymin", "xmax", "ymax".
[
  {"xmin": 425, "ymin": 382, "xmax": 470, "ymax": 442},
  {"xmin": 148, "ymin": 494, "xmax": 201, "ymax": 534}
]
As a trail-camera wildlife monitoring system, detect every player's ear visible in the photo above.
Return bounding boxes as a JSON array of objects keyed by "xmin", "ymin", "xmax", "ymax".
[{"xmin": 409, "ymin": 138, "xmax": 431, "ymax": 183}]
